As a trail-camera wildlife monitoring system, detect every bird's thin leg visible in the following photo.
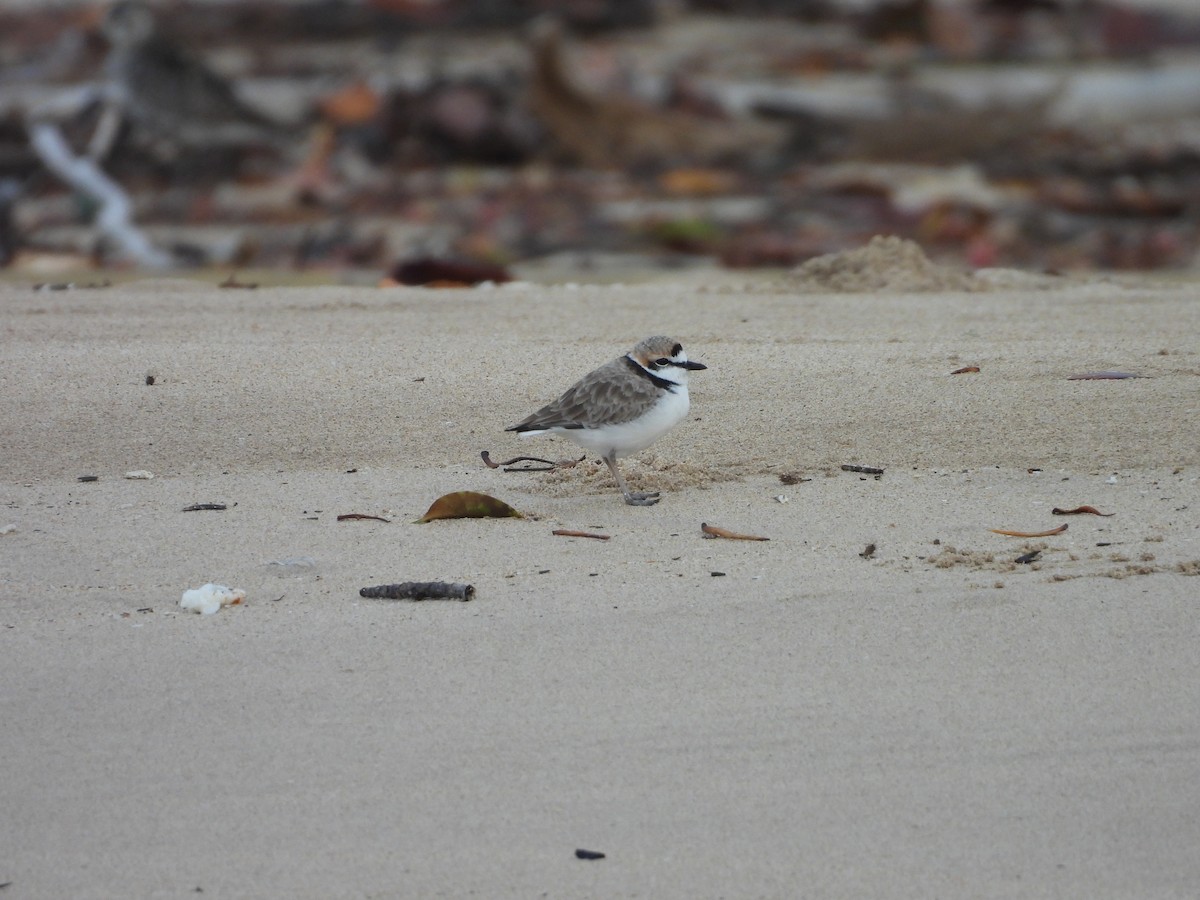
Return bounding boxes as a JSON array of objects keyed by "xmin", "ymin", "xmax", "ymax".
[{"xmin": 603, "ymin": 454, "xmax": 660, "ymax": 506}]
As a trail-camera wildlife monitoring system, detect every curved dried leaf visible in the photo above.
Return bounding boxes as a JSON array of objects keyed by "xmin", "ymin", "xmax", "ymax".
[
  {"xmin": 990, "ymin": 524, "xmax": 1068, "ymax": 537},
  {"xmin": 701, "ymin": 522, "xmax": 770, "ymax": 541},
  {"xmin": 416, "ymin": 491, "xmax": 523, "ymax": 523}
]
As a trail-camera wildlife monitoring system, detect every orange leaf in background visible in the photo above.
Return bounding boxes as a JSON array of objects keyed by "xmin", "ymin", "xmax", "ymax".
[
  {"xmin": 319, "ymin": 80, "xmax": 381, "ymax": 126},
  {"xmin": 660, "ymin": 168, "xmax": 738, "ymax": 196},
  {"xmin": 416, "ymin": 491, "xmax": 523, "ymax": 523}
]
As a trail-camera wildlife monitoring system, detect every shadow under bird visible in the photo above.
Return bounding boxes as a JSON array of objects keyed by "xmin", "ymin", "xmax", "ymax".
[{"xmin": 507, "ymin": 336, "xmax": 706, "ymax": 506}]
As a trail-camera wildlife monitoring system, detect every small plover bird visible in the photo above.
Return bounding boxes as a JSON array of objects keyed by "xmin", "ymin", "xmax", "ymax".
[{"xmin": 507, "ymin": 336, "xmax": 706, "ymax": 506}]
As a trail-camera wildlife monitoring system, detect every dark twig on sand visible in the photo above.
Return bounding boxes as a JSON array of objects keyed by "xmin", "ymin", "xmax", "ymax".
[
  {"xmin": 841, "ymin": 464, "xmax": 884, "ymax": 476},
  {"xmin": 359, "ymin": 582, "xmax": 475, "ymax": 601},
  {"xmin": 552, "ymin": 529, "xmax": 611, "ymax": 540},
  {"xmin": 481, "ymin": 450, "xmax": 585, "ymax": 471}
]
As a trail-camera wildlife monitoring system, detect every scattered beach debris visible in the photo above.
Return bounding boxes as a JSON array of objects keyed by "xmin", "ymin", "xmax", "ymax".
[
  {"xmin": 9, "ymin": 1, "xmax": 1200, "ymax": 276},
  {"xmin": 77, "ymin": 475, "xmax": 99, "ymax": 482},
  {"xmin": 711, "ymin": 571, "xmax": 727, "ymax": 577},
  {"xmin": 860, "ymin": 543, "xmax": 877, "ymax": 559},
  {"xmin": 182, "ymin": 503, "xmax": 227, "ymax": 512},
  {"xmin": 144, "ymin": 374, "xmax": 156, "ymax": 385},
  {"xmin": 575, "ymin": 849, "xmax": 606, "ymax": 861},
  {"xmin": 990, "ymin": 524, "xmax": 1068, "ymax": 537},
  {"xmin": 701, "ymin": 522, "xmax": 770, "ymax": 541},
  {"xmin": 527, "ymin": 17, "xmax": 784, "ymax": 170},
  {"xmin": 336, "ymin": 513, "xmax": 390, "ymax": 523},
  {"xmin": 779, "ymin": 472, "xmax": 811, "ymax": 485},
  {"xmin": 218, "ymin": 272, "xmax": 258, "ymax": 289},
  {"xmin": 1067, "ymin": 371, "xmax": 1144, "ymax": 380},
  {"xmin": 1052, "ymin": 506, "xmax": 1113, "ymax": 516},
  {"xmin": 359, "ymin": 582, "xmax": 475, "ymax": 601},
  {"xmin": 0, "ymin": 524, "xmax": 17, "ymax": 536},
  {"xmin": 950, "ymin": 365, "xmax": 980, "ymax": 375},
  {"xmin": 124, "ymin": 470, "xmax": 154, "ymax": 479},
  {"xmin": 1015, "ymin": 549, "xmax": 1042, "ymax": 564},
  {"xmin": 841, "ymin": 464, "xmax": 884, "ymax": 476},
  {"xmin": 416, "ymin": 491, "xmax": 523, "ymax": 523},
  {"xmin": 481, "ymin": 450, "xmax": 585, "ymax": 472},
  {"xmin": 180, "ymin": 583, "xmax": 245, "ymax": 615},
  {"xmin": 552, "ymin": 529, "xmax": 610, "ymax": 541}
]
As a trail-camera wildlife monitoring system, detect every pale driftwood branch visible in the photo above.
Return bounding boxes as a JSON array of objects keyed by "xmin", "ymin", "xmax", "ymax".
[
  {"xmin": 28, "ymin": 121, "xmax": 174, "ymax": 270},
  {"xmin": 86, "ymin": 104, "xmax": 126, "ymax": 162}
]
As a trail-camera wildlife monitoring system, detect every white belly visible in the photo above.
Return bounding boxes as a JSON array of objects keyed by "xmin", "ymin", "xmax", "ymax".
[{"xmin": 530, "ymin": 387, "xmax": 690, "ymax": 459}]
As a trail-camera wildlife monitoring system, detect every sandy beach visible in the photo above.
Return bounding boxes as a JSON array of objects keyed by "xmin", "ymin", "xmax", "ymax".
[{"xmin": 2, "ymin": 271, "xmax": 1199, "ymax": 898}]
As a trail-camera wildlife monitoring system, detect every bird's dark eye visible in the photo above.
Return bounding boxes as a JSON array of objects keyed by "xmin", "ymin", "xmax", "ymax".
[{"xmin": 655, "ymin": 357, "xmax": 671, "ymax": 367}]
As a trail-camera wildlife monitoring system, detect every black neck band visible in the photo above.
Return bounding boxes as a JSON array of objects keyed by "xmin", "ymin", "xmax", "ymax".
[{"xmin": 624, "ymin": 355, "xmax": 676, "ymax": 391}]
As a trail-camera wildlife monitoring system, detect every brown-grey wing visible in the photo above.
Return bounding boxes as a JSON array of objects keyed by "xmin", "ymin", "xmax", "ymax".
[{"xmin": 510, "ymin": 358, "xmax": 658, "ymax": 430}]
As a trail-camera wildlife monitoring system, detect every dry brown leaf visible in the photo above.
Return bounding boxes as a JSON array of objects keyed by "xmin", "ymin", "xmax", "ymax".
[
  {"xmin": 701, "ymin": 522, "xmax": 770, "ymax": 541},
  {"xmin": 416, "ymin": 491, "xmax": 523, "ymax": 523}
]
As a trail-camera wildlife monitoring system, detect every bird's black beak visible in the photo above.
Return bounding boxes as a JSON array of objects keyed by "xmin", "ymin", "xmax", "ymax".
[{"xmin": 684, "ymin": 360, "xmax": 707, "ymax": 370}]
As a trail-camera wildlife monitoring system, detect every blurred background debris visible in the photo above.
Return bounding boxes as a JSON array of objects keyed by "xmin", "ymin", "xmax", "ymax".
[{"xmin": 1, "ymin": 0, "xmax": 1198, "ymax": 278}]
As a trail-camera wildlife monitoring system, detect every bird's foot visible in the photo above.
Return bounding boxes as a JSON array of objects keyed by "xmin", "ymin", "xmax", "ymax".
[{"xmin": 623, "ymin": 491, "xmax": 661, "ymax": 507}]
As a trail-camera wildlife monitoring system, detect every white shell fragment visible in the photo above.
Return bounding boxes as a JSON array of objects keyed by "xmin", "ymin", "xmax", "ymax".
[
  {"xmin": 124, "ymin": 470, "xmax": 155, "ymax": 480},
  {"xmin": 180, "ymin": 583, "xmax": 246, "ymax": 615}
]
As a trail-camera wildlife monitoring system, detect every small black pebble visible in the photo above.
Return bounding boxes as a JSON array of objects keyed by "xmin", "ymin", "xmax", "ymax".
[
  {"xmin": 77, "ymin": 475, "xmax": 99, "ymax": 482},
  {"xmin": 145, "ymin": 375, "xmax": 156, "ymax": 385},
  {"xmin": 1016, "ymin": 550, "xmax": 1041, "ymax": 564},
  {"xmin": 575, "ymin": 849, "xmax": 605, "ymax": 860},
  {"xmin": 711, "ymin": 571, "xmax": 726, "ymax": 577}
]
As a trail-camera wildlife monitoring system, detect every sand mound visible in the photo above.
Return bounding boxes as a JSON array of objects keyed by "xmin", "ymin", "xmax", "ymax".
[{"xmin": 789, "ymin": 235, "xmax": 983, "ymax": 293}]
